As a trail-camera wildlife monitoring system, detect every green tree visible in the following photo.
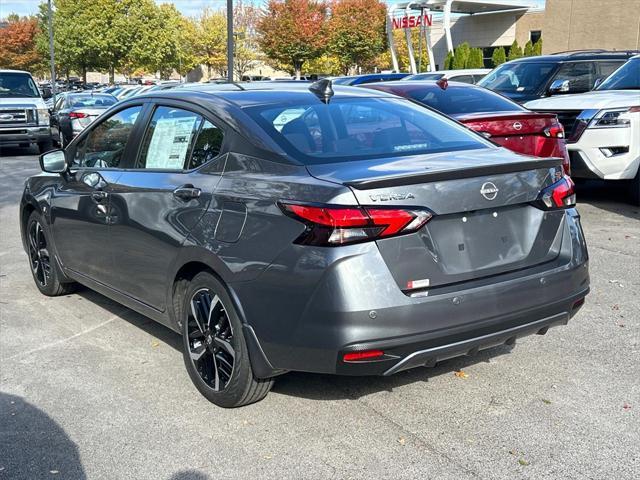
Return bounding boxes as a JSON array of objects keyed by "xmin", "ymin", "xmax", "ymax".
[
  {"xmin": 374, "ymin": 29, "xmax": 429, "ymax": 73},
  {"xmin": 327, "ymin": 0, "xmax": 387, "ymax": 75},
  {"xmin": 195, "ymin": 7, "xmax": 229, "ymax": 78},
  {"xmin": 523, "ymin": 40, "xmax": 534, "ymax": 57},
  {"xmin": 491, "ymin": 46, "xmax": 507, "ymax": 67},
  {"xmin": 451, "ymin": 42, "xmax": 471, "ymax": 69},
  {"xmin": 533, "ymin": 38, "xmax": 543, "ymax": 56},
  {"xmin": 507, "ymin": 40, "xmax": 523, "ymax": 61},
  {"xmin": 257, "ymin": 0, "xmax": 328, "ymax": 79},
  {"xmin": 467, "ymin": 48, "xmax": 485, "ymax": 68},
  {"xmin": 444, "ymin": 50, "xmax": 455, "ymax": 69},
  {"xmin": 304, "ymin": 53, "xmax": 342, "ymax": 75}
]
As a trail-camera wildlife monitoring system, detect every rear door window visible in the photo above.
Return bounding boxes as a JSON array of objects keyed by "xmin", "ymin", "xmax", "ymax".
[
  {"xmin": 136, "ymin": 106, "xmax": 202, "ymax": 170},
  {"xmin": 596, "ymin": 61, "xmax": 625, "ymax": 80},
  {"xmin": 450, "ymin": 75, "xmax": 475, "ymax": 84}
]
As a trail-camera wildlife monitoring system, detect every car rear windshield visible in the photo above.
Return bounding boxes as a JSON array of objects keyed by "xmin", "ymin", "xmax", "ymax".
[
  {"xmin": 0, "ymin": 72, "xmax": 40, "ymax": 98},
  {"xmin": 477, "ymin": 62, "xmax": 556, "ymax": 93},
  {"xmin": 400, "ymin": 85, "xmax": 523, "ymax": 115},
  {"xmin": 68, "ymin": 95, "xmax": 117, "ymax": 108},
  {"xmin": 597, "ymin": 58, "xmax": 640, "ymax": 90},
  {"xmin": 245, "ymin": 97, "xmax": 490, "ymax": 164}
]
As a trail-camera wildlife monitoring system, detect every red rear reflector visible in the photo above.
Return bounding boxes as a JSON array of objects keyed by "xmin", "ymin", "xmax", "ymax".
[
  {"xmin": 343, "ymin": 350, "xmax": 384, "ymax": 362},
  {"xmin": 69, "ymin": 112, "xmax": 88, "ymax": 119},
  {"xmin": 572, "ymin": 298, "xmax": 585, "ymax": 309}
]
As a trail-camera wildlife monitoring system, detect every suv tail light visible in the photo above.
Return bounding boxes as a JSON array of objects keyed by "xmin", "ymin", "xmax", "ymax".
[
  {"xmin": 69, "ymin": 112, "xmax": 88, "ymax": 119},
  {"xmin": 280, "ymin": 202, "xmax": 433, "ymax": 246},
  {"xmin": 536, "ymin": 175, "xmax": 576, "ymax": 210}
]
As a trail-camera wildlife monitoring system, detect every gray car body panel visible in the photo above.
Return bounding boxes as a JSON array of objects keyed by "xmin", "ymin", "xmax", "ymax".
[{"xmin": 20, "ymin": 84, "xmax": 590, "ymax": 378}]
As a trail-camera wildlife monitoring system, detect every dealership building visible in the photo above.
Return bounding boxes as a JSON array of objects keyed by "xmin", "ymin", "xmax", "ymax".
[{"xmin": 389, "ymin": 0, "xmax": 640, "ymax": 72}]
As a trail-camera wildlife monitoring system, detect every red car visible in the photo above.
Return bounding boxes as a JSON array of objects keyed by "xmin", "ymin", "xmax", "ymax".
[{"xmin": 361, "ymin": 80, "xmax": 571, "ymax": 174}]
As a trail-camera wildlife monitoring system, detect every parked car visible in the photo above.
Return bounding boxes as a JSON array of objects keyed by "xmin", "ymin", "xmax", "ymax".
[
  {"xmin": 331, "ymin": 73, "xmax": 410, "ymax": 85},
  {"xmin": 478, "ymin": 50, "xmax": 638, "ymax": 103},
  {"xmin": 50, "ymin": 92, "xmax": 118, "ymax": 147},
  {"xmin": 404, "ymin": 69, "xmax": 491, "ymax": 84},
  {"xmin": 525, "ymin": 55, "xmax": 640, "ymax": 204},
  {"xmin": 115, "ymin": 86, "xmax": 145, "ymax": 100},
  {"xmin": 0, "ymin": 69, "xmax": 53, "ymax": 153},
  {"xmin": 21, "ymin": 81, "xmax": 589, "ymax": 407},
  {"xmin": 362, "ymin": 80, "xmax": 570, "ymax": 174}
]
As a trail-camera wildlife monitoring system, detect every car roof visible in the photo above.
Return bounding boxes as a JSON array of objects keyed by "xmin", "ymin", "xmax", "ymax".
[
  {"xmin": 141, "ymin": 81, "xmax": 395, "ymax": 108},
  {"xmin": 506, "ymin": 50, "xmax": 639, "ymax": 64},
  {"xmin": 418, "ymin": 69, "xmax": 490, "ymax": 74},
  {"xmin": 0, "ymin": 69, "xmax": 32, "ymax": 74}
]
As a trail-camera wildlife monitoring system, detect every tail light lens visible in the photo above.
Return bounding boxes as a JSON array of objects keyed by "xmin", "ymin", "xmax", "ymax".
[
  {"xmin": 536, "ymin": 175, "xmax": 576, "ymax": 210},
  {"xmin": 544, "ymin": 123, "xmax": 565, "ymax": 138},
  {"xmin": 280, "ymin": 202, "xmax": 433, "ymax": 246},
  {"xmin": 69, "ymin": 112, "xmax": 88, "ymax": 119}
]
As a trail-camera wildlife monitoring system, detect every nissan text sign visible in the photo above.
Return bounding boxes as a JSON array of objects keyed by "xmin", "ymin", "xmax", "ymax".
[{"xmin": 391, "ymin": 14, "xmax": 433, "ymax": 30}]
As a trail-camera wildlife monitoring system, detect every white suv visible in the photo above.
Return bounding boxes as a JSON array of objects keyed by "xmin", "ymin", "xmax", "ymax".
[{"xmin": 525, "ymin": 56, "xmax": 640, "ymax": 204}]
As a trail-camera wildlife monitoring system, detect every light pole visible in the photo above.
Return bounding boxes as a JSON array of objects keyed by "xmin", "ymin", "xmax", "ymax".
[
  {"xmin": 47, "ymin": 0, "xmax": 56, "ymax": 104},
  {"xmin": 227, "ymin": 0, "xmax": 233, "ymax": 82}
]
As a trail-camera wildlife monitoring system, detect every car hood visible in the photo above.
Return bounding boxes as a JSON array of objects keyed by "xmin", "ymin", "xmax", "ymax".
[
  {"xmin": 525, "ymin": 90, "xmax": 640, "ymax": 110},
  {"xmin": 0, "ymin": 96, "xmax": 46, "ymax": 109}
]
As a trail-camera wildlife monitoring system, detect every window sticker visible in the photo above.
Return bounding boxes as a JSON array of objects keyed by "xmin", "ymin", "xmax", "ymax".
[{"xmin": 145, "ymin": 116, "xmax": 198, "ymax": 169}]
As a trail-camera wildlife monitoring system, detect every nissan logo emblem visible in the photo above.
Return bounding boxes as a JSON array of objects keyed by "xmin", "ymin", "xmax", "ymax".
[
  {"xmin": 513, "ymin": 121, "xmax": 523, "ymax": 131},
  {"xmin": 480, "ymin": 182, "xmax": 499, "ymax": 201}
]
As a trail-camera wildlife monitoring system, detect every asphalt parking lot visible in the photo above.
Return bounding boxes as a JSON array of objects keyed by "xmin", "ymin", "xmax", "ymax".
[{"xmin": 1, "ymin": 147, "xmax": 638, "ymax": 480}]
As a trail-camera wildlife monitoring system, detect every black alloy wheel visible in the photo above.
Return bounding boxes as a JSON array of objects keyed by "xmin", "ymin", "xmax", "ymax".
[
  {"xmin": 180, "ymin": 271, "xmax": 274, "ymax": 407},
  {"xmin": 186, "ymin": 288, "xmax": 235, "ymax": 391},
  {"xmin": 28, "ymin": 220, "xmax": 51, "ymax": 288}
]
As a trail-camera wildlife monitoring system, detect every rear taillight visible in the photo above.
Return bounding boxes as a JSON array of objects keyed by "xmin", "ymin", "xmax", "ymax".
[
  {"xmin": 69, "ymin": 112, "xmax": 88, "ymax": 119},
  {"xmin": 544, "ymin": 123, "xmax": 565, "ymax": 138},
  {"xmin": 343, "ymin": 350, "xmax": 384, "ymax": 362},
  {"xmin": 280, "ymin": 202, "xmax": 433, "ymax": 246},
  {"xmin": 536, "ymin": 175, "xmax": 576, "ymax": 210}
]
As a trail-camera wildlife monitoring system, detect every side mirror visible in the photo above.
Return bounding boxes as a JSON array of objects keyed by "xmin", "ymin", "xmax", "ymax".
[
  {"xmin": 548, "ymin": 79, "xmax": 570, "ymax": 95},
  {"xmin": 39, "ymin": 149, "xmax": 68, "ymax": 173},
  {"xmin": 41, "ymin": 87, "xmax": 52, "ymax": 99},
  {"xmin": 593, "ymin": 77, "xmax": 605, "ymax": 89}
]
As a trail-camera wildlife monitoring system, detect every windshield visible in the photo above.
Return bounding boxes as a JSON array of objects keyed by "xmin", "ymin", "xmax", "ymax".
[
  {"xmin": 399, "ymin": 85, "xmax": 522, "ymax": 115},
  {"xmin": 478, "ymin": 62, "xmax": 555, "ymax": 93},
  {"xmin": 0, "ymin": 72, "xmax": 40, "ymax": 98},
  {"xmin": 67, "ymin": 95, "xmax": 117, "ymax": 108},
  {"xmin": 597, "ymin": 59, "xmax": 640, "ymax": 90},
  {"xmin": 245, "ymin": 97, "xmax": 491, "ymax": 164},
  {"xmin": 405, "ymin": 73, "xmax": 443, "ymax": 81}
]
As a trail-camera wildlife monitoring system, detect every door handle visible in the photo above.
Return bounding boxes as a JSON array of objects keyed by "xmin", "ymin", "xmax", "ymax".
[
  {"xmin": 173, "ymin": 185, "xmax": 201, "ymax": 201},
  {"xmin": 91, "ymin": 191, "xmax": 108, "ymax": 202}
]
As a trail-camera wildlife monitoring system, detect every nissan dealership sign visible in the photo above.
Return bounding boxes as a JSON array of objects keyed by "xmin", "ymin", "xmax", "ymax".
[{"xmin": 391, "ymin": 13, "xmax": 433, "ymax": 30}]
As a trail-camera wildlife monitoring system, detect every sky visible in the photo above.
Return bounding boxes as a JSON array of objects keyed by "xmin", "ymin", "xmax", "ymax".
[{"xmin": 1, "ymin": 0, "xmax": 546, "ymax": 18}]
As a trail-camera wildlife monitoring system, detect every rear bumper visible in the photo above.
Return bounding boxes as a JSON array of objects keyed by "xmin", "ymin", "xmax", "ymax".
[
  {"xmin": 0, "ymin": 126, "xmax": 51, "ymax": 145},
  {"xmin": 233, "ymin": 209, "xmax": 590, "ymax": 377}
]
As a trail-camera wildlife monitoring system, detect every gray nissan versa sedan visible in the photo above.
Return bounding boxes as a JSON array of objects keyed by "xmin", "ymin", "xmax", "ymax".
[{"xmin": 20, "ymin": 81, "xmax": 590, "ymax": 407}]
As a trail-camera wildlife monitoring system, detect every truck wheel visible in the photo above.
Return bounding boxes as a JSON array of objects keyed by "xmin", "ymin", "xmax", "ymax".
[{"xmin": 37, "ymin": 138, "xmax": 54, "ymax": 154}]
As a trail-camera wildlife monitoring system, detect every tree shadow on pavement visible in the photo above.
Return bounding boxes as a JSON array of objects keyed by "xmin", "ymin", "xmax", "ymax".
[{"xmin": 0, "ymin": 392, "xmax": 86, "ymax": 480}]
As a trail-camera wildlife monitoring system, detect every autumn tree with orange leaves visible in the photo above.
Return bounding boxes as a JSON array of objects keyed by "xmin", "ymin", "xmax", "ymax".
[
  {"xmin": 257, "ymin": 0, "xmax": 328, "ymax": 79},
  {"xmin": 0, "ymin": 15, "xmax": 44, "ymax": 73}
]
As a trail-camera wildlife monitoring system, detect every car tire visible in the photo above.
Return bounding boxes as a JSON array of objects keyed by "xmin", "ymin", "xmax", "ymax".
[
  {"xmin": 180, "ymin": 271, "xmax": 274, "ymax": 408},
  {"xmin": 26, "ymin": 211, "xmax": 77, "ymax": 297},
  {"xmin": 630, "ymin": 170, "xmax": 640, "ymax": 206},
  {"xmin": 37, "ymin": 138, "xmax": 54, "ymax": 154}
]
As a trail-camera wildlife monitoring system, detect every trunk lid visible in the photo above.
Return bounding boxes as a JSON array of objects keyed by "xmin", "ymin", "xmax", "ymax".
[
  {"xmin": 455, "ymin": 111, "xmax": 568, "ymax": 163},
  {"xmin": 307, "ymin": 148, "xmax": 566, "ymax": 292}
]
